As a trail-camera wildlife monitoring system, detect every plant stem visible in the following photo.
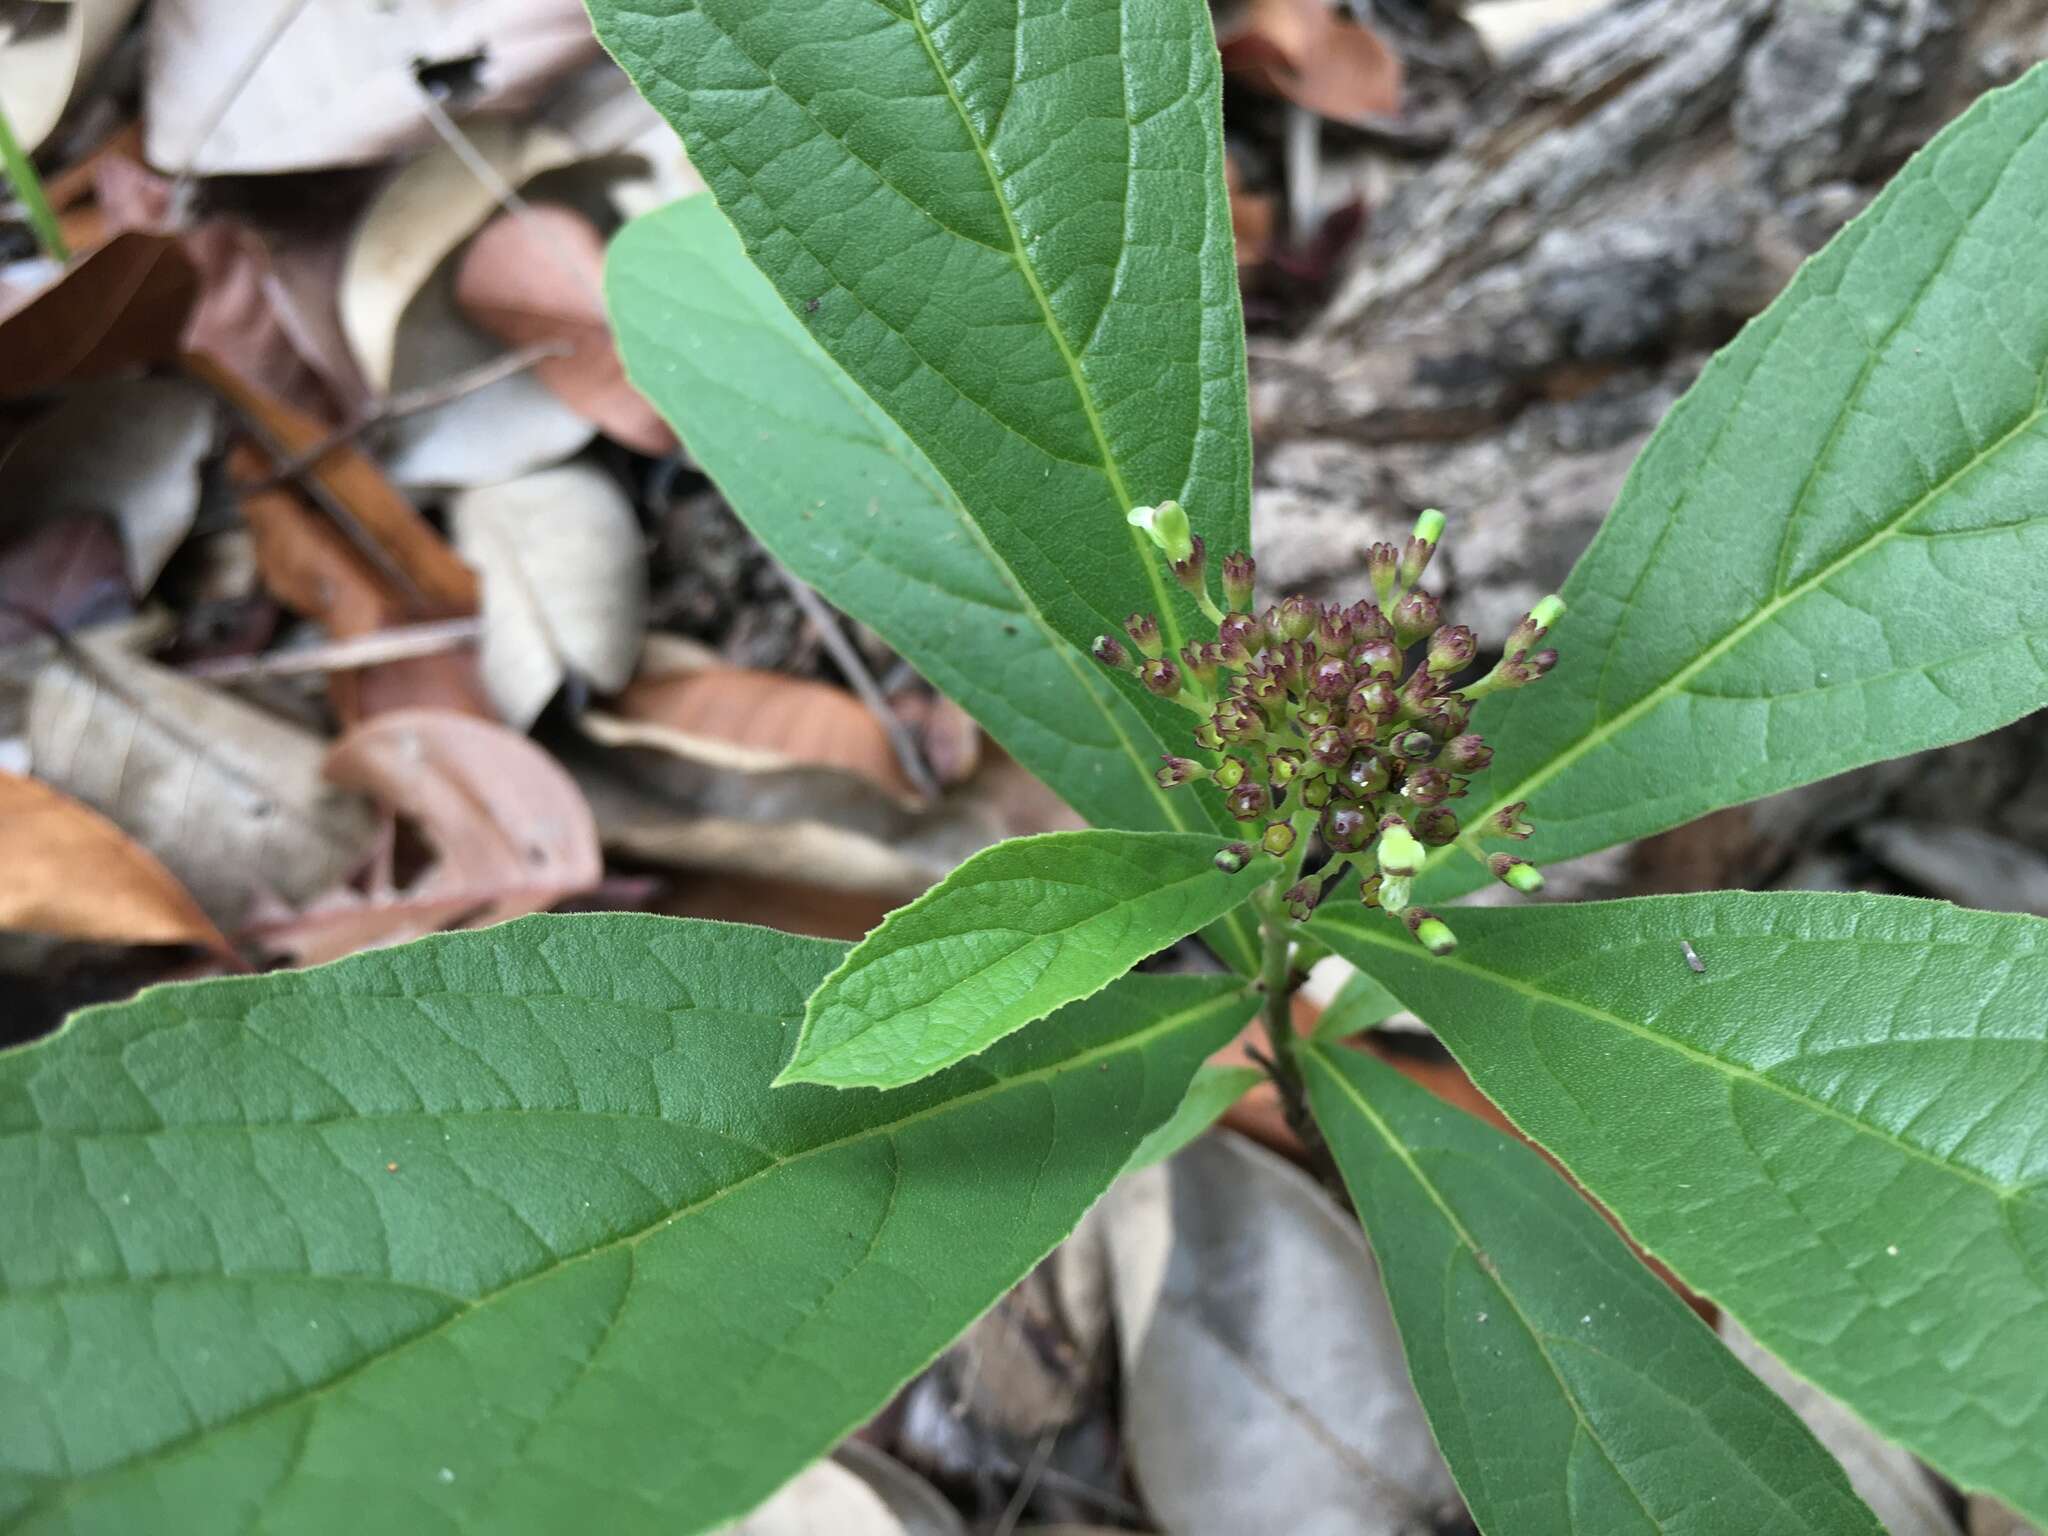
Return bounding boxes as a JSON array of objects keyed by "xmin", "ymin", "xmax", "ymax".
[{"xmin": 0, "ymin": 98, "xmax": 67, "ymax": 263}]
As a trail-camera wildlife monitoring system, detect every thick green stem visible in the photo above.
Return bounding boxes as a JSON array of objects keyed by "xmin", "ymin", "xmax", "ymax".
[{"xmin": 0, "ymin": 98, "xmax": 67, "ymax": 263}]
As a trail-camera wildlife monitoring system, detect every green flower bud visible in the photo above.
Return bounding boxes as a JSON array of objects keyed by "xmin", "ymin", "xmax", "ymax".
[
  {"xmin": 1091, "ymin": 634, "xmax": 1130, "ymax": 671},
  {"xmin": 1349, "ymin": 637, "xmax": 1399, "ymax": 678},
  {"xmin": 1277, "ymin": 594, "xmax": 1318, "ymax": 642},
  {"xmin": 1389, "ymin": 728, "xmax": 1437, "ymax": 762},
  {"xmin": 1297, "ymin": 699, "xmax": 1334, "ymax": 731},
  {"xmin": 1414, "ymin": 806, "xmax": 1460, "ymax": 845},
  {"xmin": 1216, "ymin": 611, "xmax": 1263, "ymax": 663},
  {"xmin": 1180, "ymin": 641, "xmax": 1220, "ymax": 690},
  {"xmin": 1298, "ymin": 774, "xmax": 1333, "ymax": 809},
  {"xmin": 1402, "ymin": 766, "xmax": 1455, "ymax": 806},
  {"xmin": 1127, "ymin": 500, "xmax": 1193, "ymax": 563},
  {"xmin": 1340, "ymin": 751, "xmax": 1390, "ymax": 798},
  {"xmin": 1398, "ymin": 509, "xmax": 1444, "ymax": 591},
  {"xmin": 1428, "ymin": 694, "xmax": 1472, "ymax": 736},
  {"xmin": 1488, "ymin": 852, "xmax": 1545, "ymax": 893},
  {"xmin": 1357, "ymin": 872, "xmax": 1383, "ymax": 908},
  {"xmin": 1490, "ymin": 801, "xmax": 1534, "ymax": 840},
  {"xmin": 1309, "ymin": 655, "xmax": 1354, "ymax": 701},
  {"xmin": 1367, "ymin": 541, "xmax": 1399, "ymax": 610},
  {"xmin": 1226, "ymin": 780, "xmax": 1271, "ymax": 823},
  {"xmin": 1283, "ymin": 878, "xmax": 1318, "ymax": 922},
  {"xmin": 1347, "ymin": 677, "xmax": 1399, "ymax": 724},
  {"xmin": 1155, "ymin": 755, "xmax": 1207, "ymax": 788},
  {"xmin": 1125, "ymin": 612, "xmax": 1162, "ymax": 659},
  {"xmin": 1266, "ymin": 748, "xmax": 1305, "ymax": 786},
  {"xmin": 1171, "ymin": 534, "xmax": 1209, "ymax": 597},
  {"xmin": 1307, "ymin": 725, "xmax": 1351, "ymax": 767},
  {"xmin": 1194, "ymin": 719, "xmax": 1225, "ymax": 750},
  {"xmin": 1321, "ymin": 803, "xmax": 1371, "ymax": 852},
  {"xmin": 1221, "ymin": 551, "xmax": 1257, "ymax": 612},
  {"xmin": 1347, "ymin": 601, "xmax": 1394, "ymax": 644},
  {"xmin": 1391, "ymin": 589, "xmax": 1441, "ymax": 647},
  {"xmin": 1378, "ymin": 874, "xmax": 1413, "ymax": 914},
  {"xmin": 1261, "ymin": 820, "xmax": 1298, "ymax": 858},
  {"xmin": 1314, "ymin": 606, "xmax": 1352, "ymax": 656},
  {"xmin": 1377, "ymin": 821, "xmax": 1424, "ymax": 878},
  {"xmin": 1443, "ymin": 733, "xmax": 1492, "ymax": 772},
  {"xmin": 1214, "ymin": 841, "xmax": 1255, "ymax": 874},
  {"xmin": 1426, "ymin": 624, "xmax": 1476, "ymax": 675},
  {"xmin": 1216, "ymin": 698, "xmax": 1264, "ymax": 743},
  {"xmin": 1405, "ymin": 908, "xmax": 1457, "ymax": 956},
  {"xmin": 1214, "ymin": 756, "xmax": 1247, "ymax": 790},
  {"xmin": 1140, "ymin": 657, "xmax": 1182, "ymax": 697},
  {"xmin": 1506, "ymin": 594, "xmax": 1566, "ymax": 653}
]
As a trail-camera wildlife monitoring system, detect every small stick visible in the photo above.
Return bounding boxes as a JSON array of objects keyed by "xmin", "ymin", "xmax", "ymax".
[
  {"xmin": 776, "ymin": 568, "xmax": 940, "ymax": 802},
  {"xmin": 184, "ymin": 618, "xmax": 482, "ymax": 682},
  {"xmin": 991, "ymin": 1430, "xmax": 1057, "ymax": 1536},
  {"xmin": 1680, "ymin": 940, "xmax": 1706, "ymax": 974}
]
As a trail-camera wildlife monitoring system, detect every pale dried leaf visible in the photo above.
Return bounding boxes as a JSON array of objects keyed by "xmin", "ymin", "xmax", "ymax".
[
  {"xmin": 1719, "ymin": 1320, "xmax": 1960, "ymax": 1536},
  {"xmin": 455, "ymin": 204, "xmax": 674, "ymax": 453},
  {"xmin": 1970, "ymin": 1497, "xmax": 2044, "ymax": 1536},
  {"xmin": 250, "ymin": 709, "xmax": 599, "ymax": 963},
  {"xmin": 451, "ymin": 462, "xmax": 647, "ymax": 727},
  {"xmin": 716, "ymin": 1456, "xmax": 908, "ymax": 1536},
  {"xmin": 0, "ymin": 0, "xmax": 144, "ymax": 151},
  {"xmin": 1218, "ymin": 0, "xmax": 1403, "ymax": 126},
  {"xmin": 0, "ymin": 377, "xmax": 216, "ymax": 591},
  {"xmin": 0, "ymin": 769, "xmax": 231, "ymax": 951},
  {"xmin": 831, "ymin": 1444, "xmax": 965, "ymax": 1536},
  {"xmin": 1095, "ymin": 1133, "xmax": 1458, "ymax": 1536},
  {"xmin": 143, "ymin": 0, "xmax": 601, "ymax": 174},
  {"xmin": 26, "ymin": 631, "xmax": 376, "ymax": 928}
]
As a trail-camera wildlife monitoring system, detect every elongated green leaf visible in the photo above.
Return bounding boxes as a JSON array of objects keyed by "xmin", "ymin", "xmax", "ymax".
[
  {"xmin": 1126, "ymin": 1063, "xmax": 1262, "ymax": 1172},
  {"xmin": 0, "ymin": 915, "xmax": 1253, "ymax": 1535},
  {"xmin": 1309, "ymin": 892, "xmax": 2048, "ymax": 1521},
  {"xmin": 785, "ymin": 830, "xmax": 1252, "ymax": 1088},
  {"xmin": 587, "ymin": 0, "xmax": 1252, "ymax": 688},
  {"xmin": 1304, "ymin": 1043, "xmax": 1884, "ymax": 1536},
  {"xmin": 603, "ymin": 196, "xmax": 1259, "ymax": 976},
  {"xmin": 1421, "ymin": 65, "xmax": 2048, "ymax": 900}
]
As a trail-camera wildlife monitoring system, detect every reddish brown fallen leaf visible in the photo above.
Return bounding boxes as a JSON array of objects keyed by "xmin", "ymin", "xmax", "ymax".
[
  {"xmin": 1226, "ymin": 151, "xmax": 1278, "ymax": 269},
  {"xmin": 0, "ymin": 233, "xmax": 198, "ymax": 399},
  {"xmin": 249, "ymin": 710, "xmax": 602, "ymax": 964},
  {"xmin": 0, "ymin": 770, "xmax": 233, "ymax": 953},
  {"xmin": 453, "ymin": 204, "xmax": 675, "ymax": 455},
  {"xmin": 0, "ymin": 516, "xmax": 133, "ymax": 646},
  {"xmin": 889, "ymin": 689, "xmax": 983, "ymax": 788},
  {"xmin": 1219, "ymin": 0, "xmax": 1403, "ymax": 126},
  {"xmin": 606, "ymin": 663, "xmax": 919, "ymax": 804}
]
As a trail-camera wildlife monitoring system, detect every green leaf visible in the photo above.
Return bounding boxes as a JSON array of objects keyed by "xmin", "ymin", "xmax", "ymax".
[
  {"xmin": 603, "ymin": 196, "xmax": 1259, "ymax": 976},
  {"xmin": 586, "ymin": 0, "xmax": 1252, "ymax": 688},
  {"xmin": 785, "ymin": 830, "xmax": 1253, "ymax": 1088},
  {"xmin": 1126, "ymin": 1063, "xmax": 1262, "ymax": 1172},
  {"xmin": 1421, "ymin": 64, "xmax": 2048, "ymax": 900},
  {"xmin": 1308, "ymin": 892, "xmax": 2048, "ymax": 1522},
  {"xmin": 1310, "ymin": 969, "xmax": 1401, "ymax": 1043},
  {"xmin": 1303, "ymin": 1043, "xmax": 1884, "ymax": 1536},
  {"xmin": 0, "ymin": 915, "xmax": 1254, "ymax": 1535}
]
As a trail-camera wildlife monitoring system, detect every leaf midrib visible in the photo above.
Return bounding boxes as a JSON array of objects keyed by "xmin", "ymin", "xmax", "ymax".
[
  {"xmin": 1315, "ymin": 916, "xmax": 2038, "ymax": 1205},
  {"xmin": 18, "ymin": 984, "xmax": 1252, "ymax": 1518},
  {"xmin": 1437, "ymin": 372, "xmax": 2048, "ymax": 881}
]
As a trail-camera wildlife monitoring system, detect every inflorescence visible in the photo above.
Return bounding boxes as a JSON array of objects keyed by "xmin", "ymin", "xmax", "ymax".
[{"xmin": 1097, "ymin": 502, "xmax": 1563, "ymax": 955}]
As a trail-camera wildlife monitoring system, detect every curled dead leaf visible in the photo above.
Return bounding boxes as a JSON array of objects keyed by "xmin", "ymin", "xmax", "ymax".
[
  {"xmin": 1218, "ymin": 0, "xmax": 1404, "ymax": 126},
  {"xmin": 0, "ymin": 770, "xmax": 232, "ymax": 953},
  {"xmin": 0, "ymin": 0, "xmax": 144, "ymax": 153},
  {"xmin": 0, "ymin": 233, "xmax": 198, "ymax": 399}
]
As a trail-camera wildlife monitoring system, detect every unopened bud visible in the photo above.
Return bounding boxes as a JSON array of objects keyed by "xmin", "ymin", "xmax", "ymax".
[
  {"xmin": 1226, "ymin": 780, "xmax": 1271, "ymax": 823},
  {"xmin": 1194, "ymin": 719, "xmax": 1224, "ymax": 750},
  {"xmin": 1297, "ymin": 699, "xmax": 1333, "ymax": 731},
  {"xmin": 1403, "ymin": 766, "xmax": 1455, "ymax": 806},
  {"xmin": 1348, "ymin": 602, "xmax": 1394, "ymax": 644},
  {"xmin": 1155, "ymin": 755, "xmax": 1206, "ymax": 788},
  {"xmin": 1277, "ymin": 594, "xmax": 1318, "ymax": 642},
  {"xmin": 1091, "ymin": 634, "xmax": 1130, "ymax": 671},
  {"xmin": 1262, "ymin": 820, "xmax": 1298, "ymax": 858},
  {"xmin": 1399, "ymin": 665, "xmax": 1441, "ymax": 715},
  {"xmin": 1127, "ymin": 500, "xmax": 1193, "ymax": 564},
  {"xmin": 1426, "ymin": 625, "xmax": 1477, "ymax": 676},
  {"xmin": 1443, "ymin": 734, "xmax": 1492, "ymax": 772},
  {"xmin": 1268, "ymin": 641, "xmax": 1306, "ymax": 691},
  {"xmin": 1283, "ymin": 879, "xmax": 1318, "ymax": 922},
  {"xmin": 1488, "ymin": 852, "xmax": 1545, "ymax": 893},
  {"xmin": 1490, "ymin": 801, "xmax": 1534, "ymax": 840},
  {"xmin": 1377, "ymin": 822, "xmax": 1424, "ymax": 878},
  {"xmin": 1340, "ymin": 752, "xmax": 1390, "ymax": 797},
  {"xmin": 1314, "ymin": 606, "xmax": 1352, "ymax": 656},
  {"xmin": 1180, "ymin": 642, "xmax": 1219, "ymax": 690},
  {"xmin": 1309, "ymin": 655, "xmax": 1354, "ymax": 701},
  {"xmin": 1389, "ymin": 729, "xmax": 1437, "ymax": 762},
  {"xmin": 1214, "ymin": 756, "xmax": 1247, "ymax": 790},
  {"xmin": 1321, "ymin": 803, "xmax": 1371, "ymax": 852},
  {"xmin": 1298, "ymin": 775, "xmax": 1333, "ymax": 808},
  {"xmin": 1379, "ymin": 874, "xmax": 1413, "ymax": 914},
  {"xmin": 1221, "ymin": 552, "xmax": 1257, "ymax": 612},
  {"xmin": 1367, "ymin": 542, "xmax": 1399, "ymax": 610},
  {"xmin": 1171, "ymin": 534, "xmax": 1208, "ymax": 597},
  {"xmin": 1216, "ymin": 611, "xmax": 1262, "ymax": 663},
  {"xmin": 1405, "ymin": 908, "xmax": 1458, "ymax": 956},
  {"xmin": 1216, "ymin": 699, "xmax": 1263, "ymax": 743},
  {"xmin": 1347, "ymin": 677, "xmax": 1399, "ymax": 724},
  {"xmin": 1125, "ymin": 612, "xmax": 1162, "ymax": 659},
  {"xmin": 1414, "ymin": 806, "xmax": 1460, "ymax": 845},
  {"xmin": 1139, "ymin": 657, "xmax": 1181, "ymax": 698},
  {"xmin": 1398, "ymin": 509, "xmax": 1444, "ymax": 591},
  {"xmin": 1214, "ymin": 841, "xmax": 1254, "ymax": 874},
  {"xmin": 1391, "ymin": 589, "xmax": 1441, "ymax": 647},
  {"xmin": 1308, "ymin": 725, "xmax": 1351, "ymax": 767},
  {"xmin": 1430, "ymin": 694, "xmax": 1472, "ymax": 736},
  {"xmin": 1507, "ymin": 594, "xmax": 1567, "ymax": 653}
]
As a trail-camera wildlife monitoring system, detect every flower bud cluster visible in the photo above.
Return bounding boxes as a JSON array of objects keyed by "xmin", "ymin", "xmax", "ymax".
[{"xmin": 1100, "ymin": 507, "xmax": 1564, "ymax": 954}]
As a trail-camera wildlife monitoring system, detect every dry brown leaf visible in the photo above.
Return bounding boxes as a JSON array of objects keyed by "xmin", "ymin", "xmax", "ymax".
[
  {"xmin": 451, "ymin": 463, "xmax": 648, "ymax": 727},
  {"xmin": 605, "ymin": 665, "xmax": 918, "ymax": 804},
  {"xmin": 1218, "ymin": 0, "xmax": 1404, "ymax": 126},
  {"xmin": 455, "ymin": 204, "xmax": 674, "ymax": 454},
  {"xmin": 143, "ymin": 0, "xmax": 602, "ymax": 175},
  {"xmin": 0, "ymin": 769, "xmax": 232, "ymax": 951},
  {"xmin": 0, "ymin": 0, "xmax": 145, "ymax": 152},
  {"xmin": 0, "ymin": 516, "xmax": 133, "ymax": 647},
  {"xmin": 0, "ymin": 233, "xmax": 199, "ymax": 399},
  {"xmin": 248, "ymin": 709, "xmax": 600, "ymax": 964},
  {"xmin": 27, "ymin": 630, "xmax": 376, "ymax": 929}
]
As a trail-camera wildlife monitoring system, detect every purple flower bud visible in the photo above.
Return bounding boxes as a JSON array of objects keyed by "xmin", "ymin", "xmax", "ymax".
[
  {"xmin": 1309, "ymin": 655, "xmax": 1354, "ymax": 701},
  {"xmin": 1426, "ymin": 624, "xmax": 1477, "ymax": 676},
  {"xmin": 1214, "ymin": 756, "xmax": 1247, "ymax": 790},
  {"xmin": 1308, "ymin": 725, "xmax": 1351, "ymax": 767},
  {"xmin": 1367, "ymin": 542, "xmax": 1399, "ymax": 609},
  {"xmin": 1226, "ymin": 780, "xmax": 1271, "ymax": 823},
  {"xmin": 1490, "ymin": 801, "xmax": 1534, "ymax": 840},
  {"xmin": 1171, "ymin": 534, "xmax": 1208, "ymax": 597},
  {"xmin": 1298, "ymin": 775, "xmax": 1333, "ymax": 808},
  {"xmin": 1347, "ymin": 677, "xmax": 1399, "ymax": 725},
  {"xmin": 1443, "ymin": 734, "xmax": 1492, "ymax": 772},
  {"xmin": 1340, "ymin": 752, "xmax": 1391, "ymax": 798},
  {"xmin": 1399, "ymin": 666, "xmax": 1442, "ymax": 714},
  {"xmin": 1125, "ymin": 612, "xmax": 1162, "ymax": 659},
  {"xmin": 1155, "ymin": 755, "xmax": 1205, "ymax": 788},
  {"xmin": 1269, "ymin": 641, "xmax": 1306, "ymax": 690},
  {"xmin": 1261, "ymin": 820, "xmax": 1299, "ymax": 857},
  {"xmin": 1139, "ymin": 657, "xmax": 1181, "ymax": 697},
  {"xmin": 1403, "ymin": 766, "xmax": 1455, "ymax": 805},
  {"xmin": 1216, "ymin": 611, "xmax": 1263, "ymax": 663},
  {"xmin": 1180, "ymin": 642, "xmax": 1219, "ymax": 690},
  {"xmin": 1222, "ymin": 552, "xmax": 1257, "ymax": 613},
  {"xmin": 1389, "ymin": 729, "xmax": 1438, "ymax": 762},
  {"xmin": 1405, "ymin": 908, "xmax": 1458, "ymax": 956},
  {"xmin": 1349, "ymin": 637, "xmax": 1400, "ymax": 679},
  {"xmin": 1529, "ymin": 647, "xmax": 1558, "ymax": 678},
  {"xmin": 1266, "ymin": 748, "xmax": 1305, "ymax": 786},
  {"xmin": 1277, "ymin": 594, "xmax": 1318, "ymax": 642},
  {"xmin": 1216, "ymin": 698, "xmax": 1264, "ymax": 743},
  {"xmin": 1488, "ymin": 852, "xmax": 1545, "ymax": 893},
  {"xmin": 1430, "ymin": 694, "xmax": 1472, "ymax": 736},
  {"xmin": 1091, "ymin": 634, "xmax": 1129, "ymax": 670},
  {"xmin": 1348, "ymin": 601, "xmax": 1394, "ymax": 644},
  {"xmin": 1321, "ymin": 803, "xmax": 1371, "ymax": 852},
  {"xmin": 1283, "ymin": 880, "xmax": 1318, "ymax": 923},
  {"xmin": 1391, "ymin": 588, "xmax": 1441, "ymax": 647},
  {"xmin": 1314, "ymin": 606, "xmax": 1352, "ymax": 656},
  {"xmin": 1414, "ymin": 806, "xmax": 1460, "ymax": 845},
  {"xmin": 1214, "ymin": 841, "xmax": 1255, "ymax": 874}
]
